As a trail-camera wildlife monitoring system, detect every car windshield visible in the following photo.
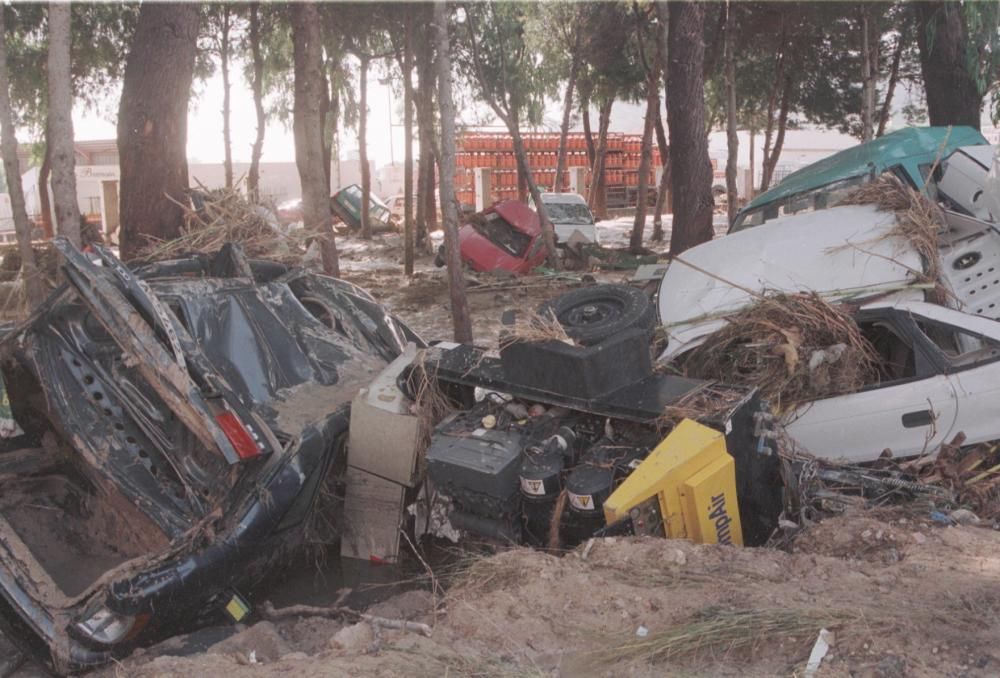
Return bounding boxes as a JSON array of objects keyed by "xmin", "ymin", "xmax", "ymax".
[
  {"xmin": 543, "ymin": 201, "xmax": 594, "ymax": 225},
  {"xmin": 731, "ymin": 174, "xmax": 868, "ymax": 232}
]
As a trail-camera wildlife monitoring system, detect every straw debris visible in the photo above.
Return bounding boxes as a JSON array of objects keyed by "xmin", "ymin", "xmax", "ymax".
[
  {"xmin": 136, "ymin": 186, "xmax": 312, "ymax": 264},
  {"xmin": 498, "ymin": 309, "xmax": 573, "ymax": 350},
  {"xmin": 682, "ymin": 293, "xmax": 878, "ymax": 410},
  {"xmin": 837, "ymin": 174, "xmax": 948, "ymax": 303}
]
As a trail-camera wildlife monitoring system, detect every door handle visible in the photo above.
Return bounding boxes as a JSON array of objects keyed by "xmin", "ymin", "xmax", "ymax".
[{"xmin": 902, "ymin": 410, "xmax": 934, "ymax": 428}]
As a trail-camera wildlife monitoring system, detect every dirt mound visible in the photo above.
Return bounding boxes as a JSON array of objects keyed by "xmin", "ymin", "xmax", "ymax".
[{"xmin": 102, "ymin": 513, "xmax": 1000, "ymax": 677}]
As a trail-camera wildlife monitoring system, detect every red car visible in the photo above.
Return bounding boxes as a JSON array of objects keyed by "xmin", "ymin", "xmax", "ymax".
[{"xmin": 457, "ymin": 201, "xmax": 548, "ymax": 275}]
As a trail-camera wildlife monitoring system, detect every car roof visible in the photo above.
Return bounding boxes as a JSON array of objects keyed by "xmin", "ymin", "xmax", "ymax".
[
  {"xmin": 741, "ymin": 126, "xmax": 989, "ymax": 214},
  {"xmin": 540, "ymin": 192, "xmax": 588, "ymax": 205}
]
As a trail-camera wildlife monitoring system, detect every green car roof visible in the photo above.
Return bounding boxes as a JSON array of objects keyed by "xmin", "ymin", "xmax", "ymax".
[{"xmin": 740, "ymin": 126, "xmax": 989, "ymax": 214}]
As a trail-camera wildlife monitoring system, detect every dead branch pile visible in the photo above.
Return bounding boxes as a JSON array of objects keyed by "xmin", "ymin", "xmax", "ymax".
[
  {"xmin": 682, "ymin": 293, "xmax": 879, "ymax": 410},
  {"xmin": 498, "ymin": 309, "xmax": 573, "ymax": 349},
  {"xmin": 910, "ymin": 433, "xmax": 1000, "ymax": 520},
  {"xmin": 837, "ymin": 174, "xmax": 947, "ymax": 303},
  {"xmin": 136, "ymin": 187, "xmax": 311, "ymax": 264},
  {"xmin": 657, "ymin": 381, "xmax": 748, "ymax": 431}
]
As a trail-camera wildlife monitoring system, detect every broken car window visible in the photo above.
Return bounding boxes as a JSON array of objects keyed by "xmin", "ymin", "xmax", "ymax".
[{"xmin": 915, "ymin": 320, "xmax": 1000, "ymax": 370}]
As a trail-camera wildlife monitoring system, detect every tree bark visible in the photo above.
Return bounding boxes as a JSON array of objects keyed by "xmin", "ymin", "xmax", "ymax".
[
  {"xmin": 359, "ymin": 55, "xmax": 372, "ymax": 239},
  {"xmin": 653, "ymin": 7, "xmax": 669, "ymax": 241},
  {"xmin": 38, "ymin": 143, "xmax": 52, "ymax": 239},
  {"xmin": 248, "ymin": 3, "xmax": 266, "ymax": 203},
  {"xmin": 860, "ymin": 6, "xmax": 875, "ymax": 142},
  {"xmin": 580, "ymin": 90, "xmax": 596, "ymax": 168},
  {"xmin": 664, "ymin": 1, "xmax": 714, "ymax": 256},
  {"xmin": 630, "ymin": 81, "xmax": 655, "ymax": 253},
  {"xmin": 47, "ymin": 2, "xmax": 80, "ymax": 247},
  {"xmin": 414, "ymin": 11, "xmax": 435, "ymax": 251},
  {"xmin": 403, "ymin": 10, "xmax": 414, "ymax": 276},
  {"xmin": 915, "ymin": 1, "xmax": 982, "ymax": 129},
  {"xmin": 724, "ymin": 1, "xmax": 739, "ymax": 224},
  {"xmin": 0, "ymin": 9, "xmax": 42, "ymax": 307},
  {"xmin": 759, "ymin": 24, "xmax": 786, "ymax": 193},
  {"xmin": 221, "ymin": 5, "xmax": 233, "ymax": 190},
  {"xmin": 292, "ymin": 3, "xmax": 339, "ymax": 277},
  {"xmin": 509, "ymin": 121, "xmax": 558, "ymax": 266},
  {"xmin": 554, "ymin": 35, "xmax": 581, "ymax": 194},
  {"xmin": 760, "ymin": 75, "xmax": 792, "ymax": 192},
  {"xmin": 589, "ymin": 96, "xmax": 613, "ymax": 219},
  {"xmin": 433, "ymin": 1, "xmax": 472, "ymax": 344},
  {"xmin": 117, "ymin": 3, "xmax": 200, "ymax": 259},
  {"xmin": 877, "ymin": 34, "xmax": 903, "ymax": 138}
]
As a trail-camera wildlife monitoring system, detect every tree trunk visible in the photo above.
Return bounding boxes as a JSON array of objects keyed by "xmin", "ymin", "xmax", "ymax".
[
  {"xmin": 47, "ymin": 2, "xmax": 80, "ymax": 247},
  {"xmin": 724, "ymin": 1, "xmax": 739, "ymax": 225},
  {"xmin": 248, "ymin": 3, "xmax": 266, "ymax": 203},
  {"xmin": 877, "ymin": 34, "xmax": 903, "ymax": 137},
  {"xmin": 403, "ymin": 10, "xmax": 414, "ymax": 276},
  {"xmin": 38, "ymin": 144, "xmax": 52, "ymax": 239},
  {"xmin": 291, "ymin": 3, "xmax": 339, "ymax": 277},
  {"xmin": 508, "ymin": 118, "xmax": 558, "ymax": 267},
  {"xmin": 760, "ymin": 76, "xmax": 792, "ymax": 192},
  {"xmin": 652, "ymin": 107, "xmax": 669, "ymax": 240},
  {"xmin": 0, "ymin": 9, "xmax": 42, "ymax": 307},
  {"xmin": 414, "ymin": 13, "xmax": 435, "ymax": 251},
  {"xmin": 915, "ymin": 1, "xmax": 982, "ymax": 129},
  {"xmin": 860, "ymin": 6, "xmax": 875, "ymax": 142},
  {"xmin": 433, "ymin": 1, "xmax": 472, "ymax": 344},
  {"xmin": 221, "ymin": 5, "xmax": 233, "ymax": 190},
  {"xmin": 320, "ymin": 68, "xmax": 332, "ymax": 194},
  {"xmin": 663, "ymin": 1, "xmax": 714, "ymax": 256},
  {"xmin": 359, "ymin": 55, "xmax": 372, "ymax": 239},
  {"xmin": 748, "ymin": 124, "xmax": 756, "ymax": 198},
  {"xmin": 117, "ymin": 3, "xmax": 200, "ymax": 260},
  {"xmin": 630, "ymin": 78, "xmax": 656, "ymax": 253},
  {"xmin": 516, "ymin": 153, "xmax": 527, "ymax": 203},
  {"xmin": 581, "ymin": 93, "xmax": 595, "ymax": 167},
  {"xmin": 554, "ymin": 40, "xmax": 581, "ymax": 194},
  {"xmin": 589, "ymin": 97, "xmax": 613, "ymax": 219},
  {"xmin": 759, "ymin": 25, "xmax": 786, "ymax": 193}
]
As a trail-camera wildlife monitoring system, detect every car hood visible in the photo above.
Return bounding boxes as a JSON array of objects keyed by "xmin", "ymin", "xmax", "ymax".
[{"xmin": 658, "ymin": 204, "xmax": 926, "ymax": 360}]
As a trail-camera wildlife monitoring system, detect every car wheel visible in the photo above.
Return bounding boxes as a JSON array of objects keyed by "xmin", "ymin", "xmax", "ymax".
[{"xmin": 538, "ymin": 284, "xmax": 655, "ymax": 346}]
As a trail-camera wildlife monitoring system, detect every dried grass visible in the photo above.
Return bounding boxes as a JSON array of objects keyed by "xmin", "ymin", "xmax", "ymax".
[
  {"xmin": 682, "ymin": 293, "xmax": 879, "ymax": 410},
  {"xmin": 409, "ymin": 349, "xmax": 457, "ymax": 458},
  {"xmin": 497, "ymin": 309, "xmax": 573, "ymax": 350},
  {"xmin": 136, "ymin": 186, "xmax": 312, "ymax": 264},
  {"xmin": 920, "ymin": 434, "xmax": 1000, "ymax": 520},
  {"xmin": 588, "ymin": 606, "xmax": 857, "ymax": 666},
  {"xmin": 837, "ymin": 174, "xmax": 948, "ymax": 304}
]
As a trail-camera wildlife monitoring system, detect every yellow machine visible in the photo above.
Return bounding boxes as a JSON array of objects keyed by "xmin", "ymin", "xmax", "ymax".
[{"xmin": 604, "ymin": 419, "xmax": 743, "ymax": 546}]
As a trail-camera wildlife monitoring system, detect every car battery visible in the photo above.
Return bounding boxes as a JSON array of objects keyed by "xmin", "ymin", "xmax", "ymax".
[{"xmin": 426, "ymin": 411, "xmax": 525, "ymax": 519}]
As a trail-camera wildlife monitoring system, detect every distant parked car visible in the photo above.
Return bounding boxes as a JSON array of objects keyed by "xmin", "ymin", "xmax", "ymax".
[
  {"xmin": 530, "ymin": 192, "xmax": 599, "ymax": 246},
  {"xmin": 276, "ymin": 198, "xmax": 304, "ymax": 226}
]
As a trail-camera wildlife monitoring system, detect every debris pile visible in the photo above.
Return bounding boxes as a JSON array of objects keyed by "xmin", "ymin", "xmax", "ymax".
[
  {"xmin": 682, "ymin": 292, "xmax": 879, "ymax": 409},
  {"xmin": 138, "ymin": 188, "xmax": 312, "ymax": 264},
  {"xmin": 497, "ymin": 308, "xmax": 573, "ymax": 349},
  {"xmin": 913, "ymin": 433, "xmax": 1000, "ymax": 521}
]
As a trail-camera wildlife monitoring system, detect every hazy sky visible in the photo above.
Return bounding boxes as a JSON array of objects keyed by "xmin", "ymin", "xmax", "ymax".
[{"xmin": 73, "ymin": 66, "xmax": 406, "ymax": 167}]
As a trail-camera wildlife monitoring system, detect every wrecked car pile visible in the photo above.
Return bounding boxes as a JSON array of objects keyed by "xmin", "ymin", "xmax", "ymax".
[{"xmin": 4, "ymin": 126, "xmax": 1000, "ymax": 673}]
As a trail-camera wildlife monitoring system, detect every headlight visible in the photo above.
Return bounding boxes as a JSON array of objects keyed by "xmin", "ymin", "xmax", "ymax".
[{"xmin": 75, "ymin": 607, "xmax": 136, "ymax": 645}]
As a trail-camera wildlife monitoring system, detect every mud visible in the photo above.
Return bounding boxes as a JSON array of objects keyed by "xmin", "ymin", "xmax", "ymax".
[{"xmin": 0, "ymin": 454, "xmax": 168, "ymax": 599}]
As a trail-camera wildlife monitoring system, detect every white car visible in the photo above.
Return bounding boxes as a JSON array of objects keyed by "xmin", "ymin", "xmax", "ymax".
[
  {"xmin": 531, "ymin": 192, "xmax": 599, "ymax": 246},
  {"xmin": 786, "ymin": 299, "xmax": 1000, "ymax": 462},
  {"xmin": 656, "ymin": 199, "xmax": 1000, "ymax": 462}
]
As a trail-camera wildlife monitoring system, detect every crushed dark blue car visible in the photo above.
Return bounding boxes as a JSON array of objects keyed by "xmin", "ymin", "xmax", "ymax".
[{"xmin": 0, "ymin": 240, "xmax": 417, "ymax": 671}]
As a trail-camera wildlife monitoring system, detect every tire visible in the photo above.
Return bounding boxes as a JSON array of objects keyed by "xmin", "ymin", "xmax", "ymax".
[{"xmin": 538, "ymin": 284, "xmax": 655, "ymax": 346}]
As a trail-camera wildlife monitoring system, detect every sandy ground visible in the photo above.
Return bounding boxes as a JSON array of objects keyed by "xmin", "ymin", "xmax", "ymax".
[{"xmin": 98, "ymin": 509, "xmax": 1000, "ymax": 677}]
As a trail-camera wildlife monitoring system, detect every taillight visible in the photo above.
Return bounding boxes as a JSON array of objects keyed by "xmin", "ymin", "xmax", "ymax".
[{"xmin": 215, "ymin": 411, "xmax": 262, "ymax": 460}]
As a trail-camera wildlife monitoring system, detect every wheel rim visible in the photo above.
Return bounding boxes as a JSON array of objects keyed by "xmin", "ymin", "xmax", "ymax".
[{"xmin": 560, "ymin": 297, "xmax": 624, "ymax": 328}]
